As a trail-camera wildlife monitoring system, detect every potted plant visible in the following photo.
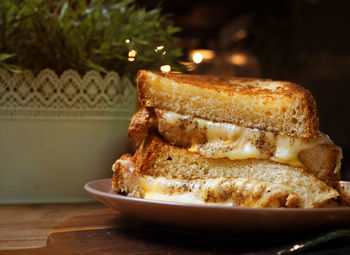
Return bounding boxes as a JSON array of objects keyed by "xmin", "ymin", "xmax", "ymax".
[{"xmin": 0, "ymin": 0, "xmax": 183, "ymax": 203}]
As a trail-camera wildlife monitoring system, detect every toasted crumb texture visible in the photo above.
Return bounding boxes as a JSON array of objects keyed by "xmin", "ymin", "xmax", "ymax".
[
  {"xmin": 112, "ymin": 154, "xmax": 144, "ymax": 198},
  {"xmin": 128, "ymin": 107, "xmax": 156, "ymax": 145},
  {"xmin": 298, "ymin": 144, "xmax": 342, "ymax": 187},
  {"xmin": 137, "ymin": 70, "xmax": 319, "ymax": 138},
  {"xmin": 112, "ymin": 155, "xmax": 299, "ymax": 208},
  {"xmin": 134, "ymin": 136, "xmax": 339, "ymax": 208},
  {"xmin": 338, "ymin": 182, "xmax": 350, "ymax": 206}
]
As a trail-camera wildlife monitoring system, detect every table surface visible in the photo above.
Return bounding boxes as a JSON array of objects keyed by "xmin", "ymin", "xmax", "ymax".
[
  {"xmin": 1, "ymin": 203, "xmax": 350, "ymax": 254},
  {"xmin": 0, "ymin": 203, "xmax": 105, "ymax": 250}
]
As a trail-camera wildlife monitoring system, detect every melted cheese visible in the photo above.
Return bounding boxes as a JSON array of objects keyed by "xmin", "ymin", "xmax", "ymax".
[
  {"xmin": 156, "ymin": 109, "xmax": 333, "ymax": 168},
  {"xmin": 136, "ymin": 175, "xmax": 296, "ymax": 208},
  {"xmin": 113, "ymin": 159, "xmax": 135, "ymax": 172}
]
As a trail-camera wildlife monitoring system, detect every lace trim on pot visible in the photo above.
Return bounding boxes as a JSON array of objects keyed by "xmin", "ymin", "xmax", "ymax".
[{"xmin": 0, "ymin": 69, "xmax": 136, "ymax": 119}]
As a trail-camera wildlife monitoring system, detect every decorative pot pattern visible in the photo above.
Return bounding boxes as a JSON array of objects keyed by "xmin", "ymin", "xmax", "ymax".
[{"xmin": 0, "ymin": 69, "xmax": 136, "ymax": 203}]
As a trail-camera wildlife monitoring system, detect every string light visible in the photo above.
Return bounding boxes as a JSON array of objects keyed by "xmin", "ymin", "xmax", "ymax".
[
  {"xmin": 189, "ymin": 49, "xmax": 215, "ymax": 64},
  {"xmin": 193, "ymin": 53, "xmax": 203, "ymax": 64},
  {"xmin": 155, "ymin": 45, "xmax": 164, "ymax": 52},
  {"xmin": 127, "ymin": 49, "xmax": 137, "ymax": 62},
  {"xmin": 125, "ymin": 38, "xmax": 130, "ymax": 44},
  {"xmin": 128, "ymin": 49, "xmax": 137, "ymax": 58},
  {"xmin": 160, "ymin": 65, "xmax": 171, "ymax": 72}
]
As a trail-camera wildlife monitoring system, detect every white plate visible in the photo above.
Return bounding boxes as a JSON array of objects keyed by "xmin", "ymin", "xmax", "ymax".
[{"xmin": 85, "ymin": 179, "xmax": 350, "ymax": 232}]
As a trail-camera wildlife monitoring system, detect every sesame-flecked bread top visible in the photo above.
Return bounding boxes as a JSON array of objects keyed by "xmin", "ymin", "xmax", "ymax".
[{"xmin": 137, "ymin": 70, "xmax": 319, "ymax": 138}]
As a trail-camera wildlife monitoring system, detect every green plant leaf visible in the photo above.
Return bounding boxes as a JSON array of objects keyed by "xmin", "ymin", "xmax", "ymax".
[
  {"xmin": 0, "ymin": 0, "xmax": 185, "ymax": 78},
  {"xmin": 59, "ymin": 2, "xmax": 69, "ymax": 20},
  {"xmin": 86, "ymin": 60, "xmax": 108, "ymax": 73},
  {"xmin": 0, "ymin": 53, "xmax": 15, "ymax": 62},
  {"xmin": 0, "ymin": 62, "xmax": 23, "ymax": 73}
]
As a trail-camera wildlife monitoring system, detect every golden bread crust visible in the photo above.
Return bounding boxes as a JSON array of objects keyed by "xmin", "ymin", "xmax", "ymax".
[
  {"xmin": 134, "ymin": 135, "xmax": 163, "ymax": 175},
  {"xmin": 338, "ymin": 182, "xmax": 350, "ymax": 206},
  {"xmin": 137, "ymin": 70, "xmax": 319, "ymax": 138},
  {"xmin": 128, "ymin": 107, "xmax": 156, "ymax": 145},
  {"xmin": 145, "ymin": 71, "xmax": 304, "ymax": 96},
  {"xmin": 112, "ymin": 154, "xmax": 144, "ymax": 197}
]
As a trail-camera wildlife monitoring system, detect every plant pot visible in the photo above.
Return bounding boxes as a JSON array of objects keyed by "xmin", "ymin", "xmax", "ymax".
[{"xmin": 0, "ymin": 69, "xmax": 136, "ymax": 203}]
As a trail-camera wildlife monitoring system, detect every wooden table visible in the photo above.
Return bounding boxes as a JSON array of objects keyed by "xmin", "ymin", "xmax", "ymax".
[
  {"xmin": 0, "ymin": 203, "xmax": 349, "ymax": 254},
  {"xmin": 0, "ymin": 203, "xmax": 105, "ymax": 250}
]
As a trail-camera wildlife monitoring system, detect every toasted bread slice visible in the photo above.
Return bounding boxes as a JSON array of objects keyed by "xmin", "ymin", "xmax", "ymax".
[
  {"xmin": 112, "ymin": 154, "xmax": 299, "ymax": 208},
  {"xmin": 137, "ymin": 70, "xmax": 318, "ymax": 138},
  {"xmin": 298, "ymin": 144, "xmax": 342, "ymax": 187},
  {"xmin": 131, "ymin": 135, "xmax": 339, "ymax": 208},
  {"xmin": 339, "ymin": 182, "xmax": 350, "ymax": 206},
  {"xmin": 128, "ymin": 107, "xmax": 341, "ymax": 188},
  {"xmin": 112, "ymin": 154, "xmax": 144, "ymax": 197},
  {"xmin": 128, "ymin": 107, "xmax": 157, "ymax": 146}
]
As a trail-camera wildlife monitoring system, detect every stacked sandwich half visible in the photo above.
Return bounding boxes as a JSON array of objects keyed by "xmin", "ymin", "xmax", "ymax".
[{"xmin": 112, "ymin": 70, "xmax": 346, "ymax": 208}]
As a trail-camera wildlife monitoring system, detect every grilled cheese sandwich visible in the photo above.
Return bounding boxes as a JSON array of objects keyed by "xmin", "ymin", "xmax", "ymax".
[{"xmin": 112, "ymin": 70, "xmax": 346, "ymax": 208}]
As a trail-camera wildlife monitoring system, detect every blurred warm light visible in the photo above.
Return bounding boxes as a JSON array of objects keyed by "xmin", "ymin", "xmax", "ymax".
[
  {"xmin": 160, "ymin": 65, "xmax": 171, "ymax": 72},
  {"xmin": 189, "ymin": 49, "xmax": 215, "ymax": 64},
  {"xmin": 125, "ymin": 38, "xmax": 130, "ymax": 44},
  {"xmin": 193, "ymin": 53, "xmax": 203, "ymax": 63},
  {"xmin": 229, "ymin": 53, "xmax": 247, "ymax": 65},
  {"xmin": 128, "ymin": 49, "xmax": 137, "ymax": 58},
  {"xmin": 128, "ymin": 57, "xmax": 135, "ymax": 62},
  {"xmin": 232, "ymin": 29, "xmax": 247, "ymax": 42},
  {"xmin": 155, "ymin": 45, "xmax": 164, "ymax": 52},
  {"xmin": 180, "ymin": 61, "xmax": 196, "ymax": 72}
]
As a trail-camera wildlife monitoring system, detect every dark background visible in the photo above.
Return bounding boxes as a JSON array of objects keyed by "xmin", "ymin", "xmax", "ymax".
[{"xmin": 140, "ymin": 0, "xmax": 350, "ymax": 180}]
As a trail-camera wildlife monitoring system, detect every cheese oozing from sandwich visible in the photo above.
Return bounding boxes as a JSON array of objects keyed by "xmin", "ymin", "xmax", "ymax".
[
  {"xmin": 113, "ymin": 158, "xmax": 299, "ymax": 208},
  {"xmin": 137, "ymin": 176, "xmax": 299, "ymax": 207},
  {"xmin": 155, "ymin": 109, "xmax": 335, "ymax": 170}
]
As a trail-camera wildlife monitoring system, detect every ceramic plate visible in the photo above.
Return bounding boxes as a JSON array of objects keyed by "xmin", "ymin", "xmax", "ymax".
[{"xmin": 85, "ymin": 179, "xmax": 350, "ymax": 232}]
